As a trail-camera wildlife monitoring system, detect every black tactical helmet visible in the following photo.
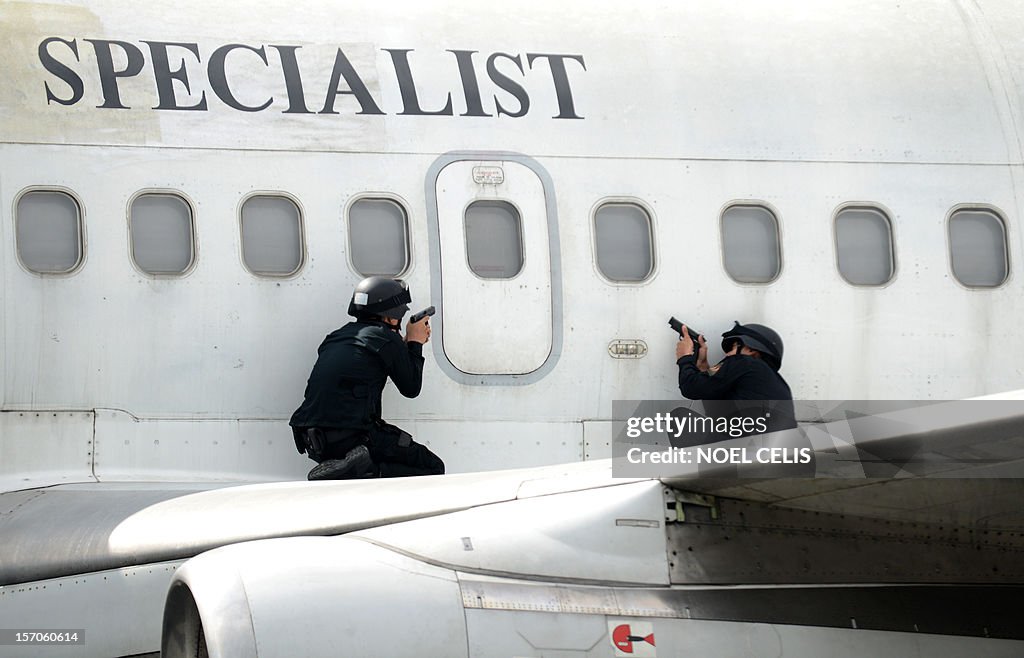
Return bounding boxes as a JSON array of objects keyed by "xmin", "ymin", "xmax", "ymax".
[
  {"xmin": 721, "ymin": 321, "xmax": 784, "ymax": 370},
  {"xmin": 347, "ymin": 277, "xmax": 411, "ymax": 320}
]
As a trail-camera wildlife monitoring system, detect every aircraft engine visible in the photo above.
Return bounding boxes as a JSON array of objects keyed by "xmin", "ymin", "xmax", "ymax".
[
  {"xmin": 162, "ymin": 481, "xmax": 670, "ymax": 658},
  {"xmin": 162, "ymin": 537, "xmax": 471, "ymax": 658}
]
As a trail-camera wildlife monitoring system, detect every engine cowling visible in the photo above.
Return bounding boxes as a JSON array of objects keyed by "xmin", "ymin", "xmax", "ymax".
[
  {"xmin": 162, "ymin": 537, "xmax": 469, "ymax": 658},
  {"xmin": 162, "ymin": 481, "xmax": 669, "ymax": 657}
]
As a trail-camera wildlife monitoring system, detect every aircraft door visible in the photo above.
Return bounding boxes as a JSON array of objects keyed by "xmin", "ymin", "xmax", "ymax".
[{"xmin": 429, "ymin": 156, "xmax": 561, "ymax": 382}]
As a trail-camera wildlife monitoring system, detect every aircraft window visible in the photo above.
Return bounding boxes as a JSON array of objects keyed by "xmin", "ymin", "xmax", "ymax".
[
  {"xmin": 949, "ymin": 209, "xmax": 1008, "ymax": 287},
  {"xmin": 835, "ymin": 207, "xmax": 895, "ymax": 285},
  {"xmin": 721, "ymin": 205, "xmax": 781, "ymax": 283},
  {"xmin": 130, "ymin": 193, "xmax": 195, "ymax": 275},
  {"xmin": 16, "ymin": 190, "xmax": 83, "ymax": 274},
  {"xmin": 465, "ymin": 200, "xmax": 524, "ymax": 279},
  {"xmin": 348, "ymin": 198, "xmax": 409, "ymax": 276},
  {"xmin": 594, "ymin": 203, "xmax": 654, "ymax": 282},
  {"xmin": 240, "ymin": 195, "xmax": 303, "ymax": 276}
]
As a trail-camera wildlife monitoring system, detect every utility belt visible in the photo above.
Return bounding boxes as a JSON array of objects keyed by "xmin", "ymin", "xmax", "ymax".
[
  {"xmin": 293, "ymin": 426, "xmax": 367, "ymax": 462},
  {"xmin": 292, "ymin": 421, "xmax": 412, "ymax": 461}
]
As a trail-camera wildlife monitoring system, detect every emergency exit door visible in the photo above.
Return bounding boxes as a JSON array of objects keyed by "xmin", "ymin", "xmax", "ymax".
[{"xmin": 431, "ymin": 157, "xmax": 559, "ymax": 379}]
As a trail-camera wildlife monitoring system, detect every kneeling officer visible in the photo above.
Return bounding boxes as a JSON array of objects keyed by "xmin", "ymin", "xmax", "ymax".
[
  {"xmin": 675, "ymin": 321, "xmax": 797, "ymax": 435},
  {"xmin": 290, "ymin": 277, "xmax": 445, "ymax": 480}
]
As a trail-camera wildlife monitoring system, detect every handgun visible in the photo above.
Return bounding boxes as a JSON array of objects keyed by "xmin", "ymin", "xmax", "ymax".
[
  {"xmin": 410, "ymin": 306, "xmax": 435, "ymax": 323},
  {"xmin": 668, "ymin": 316, "xmax": 702, "ymax": 355}
]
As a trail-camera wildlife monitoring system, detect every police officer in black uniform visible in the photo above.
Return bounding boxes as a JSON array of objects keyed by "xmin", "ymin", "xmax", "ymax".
[
  {"xmin": 290, "ymin": 277, "xmax": 445, "ymax": 480},
  {"xmin": 672, "ymin": 322, "xmax": 813, "ymax": 477},
  {"xmin": 675, "ymin": 321, "xmax": 797, "ymax": 435}
]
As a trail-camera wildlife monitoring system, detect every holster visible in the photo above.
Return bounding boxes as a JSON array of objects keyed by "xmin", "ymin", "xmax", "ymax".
[{"xmin": 293, "ymin": 427, "xmax": 328, "ymax": 462}]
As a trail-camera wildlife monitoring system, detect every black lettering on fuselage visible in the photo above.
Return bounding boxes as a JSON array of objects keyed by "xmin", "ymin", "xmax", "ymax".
[
  {"xmin": 320, "ymin": 48, "xmax": 384, "ymax": 115},
  {"xmin": 84, "ymin": 39, "xmax": 145, "ymax": 109},
  {"xmin": 39, "ymin": 37, "xmax": 84, "ymax": 106},
  {"xmin": 448, "ymin": 50, "xmax": 491, "ymax": 117},
  {"xmin": 209, "ymin": 44, "xmax": 272, "ymax": 112},
  {"xmin": 143, "ymin": 41, "xmax": 207, "ymax": 111},
  {"xmin": 486, "ymin": 52, "xmax": 529, "ymax": 118},
  {"xmin": 270, "ymin": 45, "xmax": 312, "ymax": 114},
  {"xmin": 36, "ymin": 38, "xmax": 587, "ymax": 120},
  {"xmin": 527, "ymin": 53, "xmax": 586, "ymax": 119},
  {"xmin": 386, "ymin": 49, "xmax": 454, "ymax": 116}
]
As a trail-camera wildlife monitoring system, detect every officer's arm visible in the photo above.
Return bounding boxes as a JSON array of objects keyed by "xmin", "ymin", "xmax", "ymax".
[
  {"xmin": 677, "ymin": 354, "xmax": 743, "ymax": 399},
  {"xmin": 383, "ymin": 337, "xmax": 424, "ymax": 398}
]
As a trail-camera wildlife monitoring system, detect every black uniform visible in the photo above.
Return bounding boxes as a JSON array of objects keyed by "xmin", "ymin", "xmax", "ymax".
[
  {"xmin": 290, "ymin": 320, "xmax": 444, "ymax": 477},
  {"xmin": 677, "ymin": 353, "xmax": 797, "ymax": 435},
  {"xmin": 676, "ymin": 352, "xmax": 811, "ymax": 475}
]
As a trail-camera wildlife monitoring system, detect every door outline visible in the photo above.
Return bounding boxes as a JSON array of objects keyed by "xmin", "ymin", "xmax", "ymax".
[{"xmin": 425, "ymin": 151, "xmax": 564, "ymax": 385}]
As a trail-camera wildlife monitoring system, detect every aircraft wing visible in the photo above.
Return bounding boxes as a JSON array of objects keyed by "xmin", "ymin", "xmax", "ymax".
[
  {"xmin": 0, "ymin": 460, "xmax": 643, "ymax": 657},
  {"xmin": 0, "ymin": 459, "xmax": 635, "ymax": 586},
  {"xmin": 4, "ymin": 399, "xmax": 1024, "ymax": 657},
  {"xmin": 155, "ymin": 398, "xmax": 1024, "ymax": 658},
  {"xmin": 663, "ymin": 397, "xmax": 1024, "ymax": 528}
]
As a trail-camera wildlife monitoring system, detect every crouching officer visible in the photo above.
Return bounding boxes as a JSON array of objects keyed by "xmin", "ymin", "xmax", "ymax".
[
  {"xmin": 675, "ymin": 321, "xmax": 797, "ymax": 434},
  {"xmin": 290, "ymin": 277, "xmax": 445, "ymax": 480},
  {"xmin": 674, "ymin": 321, "xmax": 810, "ymax": 476}
]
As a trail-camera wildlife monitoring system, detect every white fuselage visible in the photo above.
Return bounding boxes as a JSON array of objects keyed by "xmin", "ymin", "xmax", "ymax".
[{"xmin": 2, "ymin": 0, "xmax": 1022, "ymax": 486}]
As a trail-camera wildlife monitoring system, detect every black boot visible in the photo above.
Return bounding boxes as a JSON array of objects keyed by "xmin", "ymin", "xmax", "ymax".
[{"xmin": 307, "ymin": 445, "xmax": 375, "ymax": 481}]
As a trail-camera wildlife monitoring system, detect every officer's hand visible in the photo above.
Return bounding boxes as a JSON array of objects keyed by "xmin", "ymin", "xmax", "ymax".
[
  {"xmin": 696, "ymin": 334, "xmax": 709, "ymax": 371},
  {"xmin": 675, "ymin": 324, "xmax": 694, "ymax": 360},
  {"xmin": 406, "ymin": 317, "xmax": 431, "ymax": 344}
]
